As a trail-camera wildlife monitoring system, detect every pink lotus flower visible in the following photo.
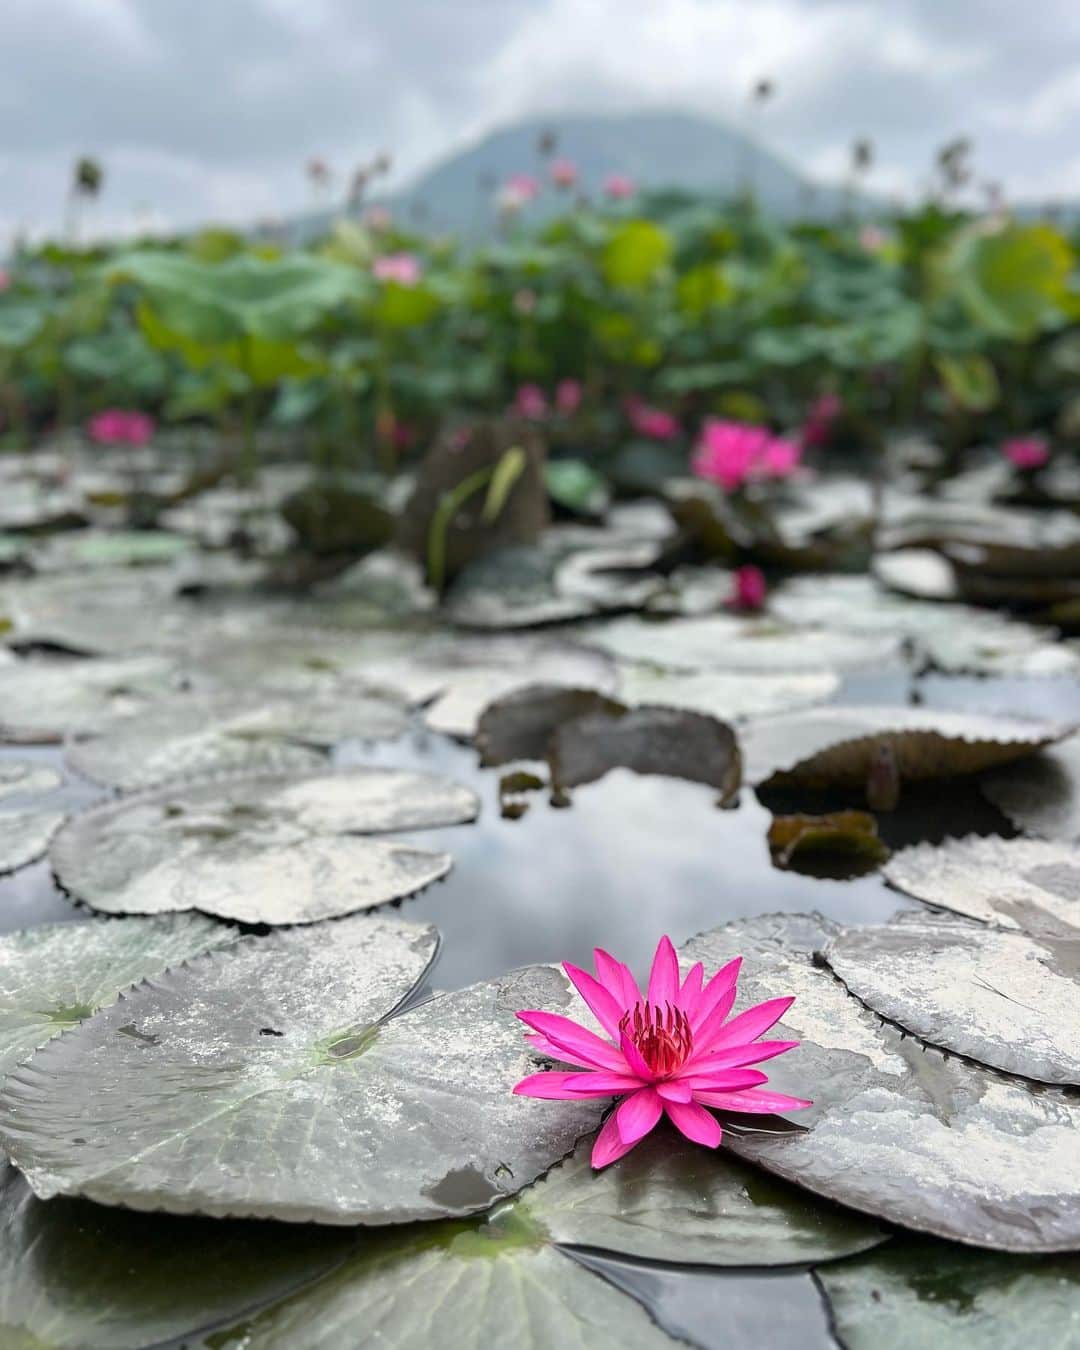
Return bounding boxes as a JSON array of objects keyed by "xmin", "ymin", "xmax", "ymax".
[
  {"xmin": 603, "ymin": 173, "xmax": 636, "ymax": 200},
  {"xmin": 515, "ymin": 936, "xmax": 809, "ymax": 1168},
  {"xmin": 550, "ymin": 158, "xmax": 578, "ymax": 190},
  {"xmin": 515, "ymin": 383, "xmax": 548, "ymax": 420},
  {"xmin": 728, "ymin": 565, "xmax": 767, "ymax": 613},
  {"xmin": 372, "ymin": 253, "xmax": 421, "ymax": 286},
  {"xmin": 498, "ymin": 174, "xmax": 541, "ymax": 212},
  {"xmin": 626, "ymin": 396, "xmax": 680, "ymax": 441},
  {"xmin": 800, "ymin": 393, "xmax": 842, "ymax": 448},
  {"xmin": 86, "ymin": 409, "xmax": 155, "ymax": 447},
  {"xmin": 692, "ymin": 419, "xmax": 802, "ymax": 492},
  {"xmin": 1002, "ymin": 435, "xmax": 1050, "ymax": 471},
  {"xmin": 556, "ymin": 378, "xmax": 583, "ymax": 415}
]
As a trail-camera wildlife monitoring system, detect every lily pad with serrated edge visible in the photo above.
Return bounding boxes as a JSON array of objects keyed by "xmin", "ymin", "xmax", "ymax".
[
  {"xmin": 982, "ymin": 733, "xmax": 1080, "ymax": 843},
  {"xmin": 476, "ymin": 685, "xmax": 626, "ymax": 765},
  {"xmin": 205, "ymin": 1129, "xmax": 887, "ymax": 1350},
  {"xmin": 824, "ymin": 911, "xmax": 1080, "ymax": 1085},
  {"xmin": 740, "ymin": 705, "xmax": 1069, "ymax": 788},
  {"xmin": 0, "ymin": 655, "xmax": 181, "ymax": 744},
  {"xmin": 0, "ymin": 939, "xmax": 604, "ymax": 1225},
  {"xmin": 884, "ymin": 835, "xmax": 1080, "ymax": 937},
  {"xmin": 51, "ymin": 767, "xmax": 478, "ymax": 924},
  {"xmin": 680, "ymin": 912, "xmax": 1080, "ymax": 1251}
]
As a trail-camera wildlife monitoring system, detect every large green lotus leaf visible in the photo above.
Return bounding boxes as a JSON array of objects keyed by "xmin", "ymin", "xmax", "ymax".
[
  {"xmin": 817, "ymin": 1236, "xmax": 1080, "ymax": 1349},
  {"xmin": 65, "ymin": 688, "xmax": 408, "ymax": 789},
  {"xmin": 0, "ymin": 1163, "xmax": 354, "ymax": 1350},
  {"xmin": 0, "ymin": 655, "xmax": 181, "ymax": 744},
  {"xmin": 824, "ymin": 911, "xmax": 1080, "ymax": 1085},
  {"xmin": 884, "ymin": 835, "xmax": 1080, "ymax": 937},
  {"xmin": 982, "ymin": 734, "xmax": 1080, "ymax": 843},
  {"xmin": 681, "ymin": 913, "xmax": 1080, "ymax": 1251},
  {"xmin": 52, "ymin": 768, "xmax": 478, "ymax": 923},
  {"xmin": 740, "ymin": 705, "xmax": 1067, "ymax": 787},
  {"xmin": 0, "ymin": 913, "xmax": 235, "ymax": 1080},
  {"xmin": 521, "ymin": 1129, "xmax": 887, "ymax": 1266},
  {"xmin": 579, "ymin": 614, "xmax": 903, "ymax": 675},
  {"xmin": 0, "ymin": 949, "xmax": 605, "ymax": 1225},
  {"xmin": 616, "ymin": 665, "xmax": 839, "ymax": 720}
]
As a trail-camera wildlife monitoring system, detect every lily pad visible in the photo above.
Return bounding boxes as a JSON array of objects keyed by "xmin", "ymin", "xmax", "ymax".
[
  {"xmin": 476, "ymin": 685, "xmax": 626, "ymax": 765},
  {"xmin": 0, "ymin": 762, "xmax": 62, "ymax": 800},
  {"xmin": 0, "ymin": 760, "xmax": 67, "ymax": 874},
  {"xmin": 681, "ymin": 913, "xmax": 1080, "ymax": 1251},
  {"xmin": 768, "ymin": 811, "xmax": 889, "ymax": 871},
  {"xmin": 825, "ymin": 911, "xmax": 1080, "ymax": 1085},
  {"xmin": 0, "ymin": 913, "xmax": 236, "ymax": 1080},
  {"xmin": 617, "ymin": 666, "xmax": 839, "ymax": 721},
  {"xmin": 0, "ymin": 1163, "xmax": 354, "ymax": 1350},
  {"xmin": 982, "ymin": 734, "xmax": 1080, "ymax": 842},
  {"xmin": 0, "ymin": 655, "xmax": 180, "ymax": 744},
  {"xmin": 34, "ymin": 528, "xmax": 195, "ymax": 572},
  {"xmin": 209, "ymin": 1129, "xmax": 885, "ymax": 1349},
  {"xmin": 51, "ymin": 768, "xmax": 478, "ymax": 924},
  {"xmin": 817, "ymin": 1236, "xmax": 1080, "ymax": 1349},
  {"xmin": 884, "ymin": 835, "xmax": 1080, "ymax": 937},
  {"xmin": 872, "ymin": 549, "xmax": 958, "ymax": 601},
  {"xmin": 0, "ymin": 572, "xmax": 195, "ymax": 656},
  {"xmin": 550, "ymin": 705, "xmax": 741, "ymax": 799},
  {"xmin": 740, "ymin": 706, "xmax": 1068, "ymax": 788},
  {"xmin": 65, "ymin": 689, "xmax": 407, "ymax": 789},
  {"xmin": 0, "ymin": 946, "xmax": 604, "ymax": 1225}
]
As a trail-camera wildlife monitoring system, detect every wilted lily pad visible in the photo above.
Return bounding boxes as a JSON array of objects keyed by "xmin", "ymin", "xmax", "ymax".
[
  {"xmin": 65, "ymin": 688, "xmax": 407, "ymax": 789},
  {"xmin": 209, "ymin": 1129, "xmax": 885, "ymax": 1349},
  {"xmin": 982, "ymin": 733, "xmax": 1080, "ymax": 842},
  {"xmin": 825, "ymin": 911, "xmax": 1080, "ymax": 1085},
  {"xmin": 0, "ymin": 655, "xmax": 180, "ymax": 743},
  {"xmin": 0, "ymin": 943, "xmax": 603, "ymax": 1224},
  {"xmin": 740, "ymin": 706, "xmax": 1068, "ymax": 788},
  {"xmin": 0, "ymin": 913, "xmax": 235, "ymax": 1080},
  {"xmin": 0, "ymin": 1163, "xmax": 354, "ymax": 1350},
  {"xmin": 884, "ymin": 835, "xmax": 1080, "ymax": 937},
  {"xmin": 476, "ymin": 685, "xmax": 625, "ymax": 765},
  {"xmin": 681, "ymin": 913, "xmax": 1080, "ymax": 1251},
  {"xmin": 817, "ymin": 1236, "xmax": 1080, "ymax": 1349},
  {"xmin": 768, "ymin": 811, "xmax": 889, "ymax": 872},
  {"xmin": 51, "ymin": 768, "xmax": 478, "ymax": 924}
]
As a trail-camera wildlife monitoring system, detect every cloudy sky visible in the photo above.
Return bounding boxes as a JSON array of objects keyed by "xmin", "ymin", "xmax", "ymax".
[{"xmin": 2, "ymin": 0, "xmax": 1078, "ymax": 240}]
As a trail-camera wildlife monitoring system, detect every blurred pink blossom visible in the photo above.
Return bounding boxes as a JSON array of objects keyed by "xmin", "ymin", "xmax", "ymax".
[
  {"xmin": 515, "ymin": 383, "xmax": 549, "ymax": 420},
  {"xmin": 363, "ymin": 205, "xmax": 393, "ymax": 232},
  {"xmin": 728, "ymin": 565, "xmax": 767, "ymax": 613},
  {"xmin": 498, "ymin": 174, "xmax": 541, "ymax": 212},
  {"xmin": 603, "ymin": 173, "xmax": 636, "ymax": 200},
  {"xmin": 1002, "ymin": 435, "xmax": 1051, "ymax": 470},
  {"xmin": 800, "ymin": 393, "xmax": 842, "ymax": 447},
  {"xmin": 859, "ymin": 224, "xmax": 889, "ymax": 253},
  {"xmin": 372, "ymin": 253, "xmax": 422, "ymax": 286},
  {"xmin": 556, "ymin": 379, "xmax": 583, "ymax": 415},
  {"xmin": 692, "ymin": 420, "xmax": 801, "ymax": 492},
  {"xmin": 0, "ymin": 269, "xmax": 10, "ymax": 293},
  {"xmin": 550, "ymin": 158, "xmax": 578, "ymax": 189},
  {"xmin": 86, "ymin": 409, "xmax": 155, "ymax": 447},
  {"xmin": 391, "ymin": 421, "xmax": 417, "ymax": 450},
  {"xmin": 626, "ymin": 396, "xmax": 680, "ymax": 441}
]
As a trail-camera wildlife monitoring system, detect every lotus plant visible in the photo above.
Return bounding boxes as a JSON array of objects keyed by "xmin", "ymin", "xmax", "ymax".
[
  {"xmin": 692, "ymin": 419, "xmax": 802, "ymax": 492},
  {"xmin": 86, "ymin": 409, "xmax": 155, "ymax": 447},
  {"xmin": 515, "ymin": 936, "xmax": 809, "ymax": 1167},
  {"xmin": 1001, "ymin": 435, "xmax": 1050, "ymax": 470}
]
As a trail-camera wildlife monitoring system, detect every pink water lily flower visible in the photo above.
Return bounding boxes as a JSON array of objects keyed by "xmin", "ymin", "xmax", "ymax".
[
  {"xmin": 515, "ymin": 383, "xmax": 548, "ymax": 420},
  {"xmin": 1002, "ymin": 435, "xmax": 1050, "ymax": 470},
  {"xmin": 801, "ymin": 392, "xmax": 842, "ymax": 448},
  {"xmin": 372, "ymin": 252, "xmax": 421, "ymax": 286},
  {"xmin": 514, "ymin": 936, "xmax": 810, "ymax": 1168},
  {"xmin": 603, "ymin": 173, "xmax": 636, "ymax": 200},
  {"xmin": 693, "ymin": 419, "xmax": 801, "ymax": 492},
  {"xmin": 550, "ymin": 158, "xmax": 578, "ymax": 189},
  {"xmin": 728, "ymin": 564, "xmax": 767, "ymax": 613},
  {"xmin": 626, "ymin": 395, "xmax": 680, "ymax": 441},
  {"xmin": 86, "ymin": 409, "xmax": 155, "ymax": 447},
  {"xmin": 556, "ymin": 378, "xmax": 583, "ymax": 415}
]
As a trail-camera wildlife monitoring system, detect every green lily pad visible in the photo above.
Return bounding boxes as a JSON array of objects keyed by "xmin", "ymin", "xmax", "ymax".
[
  {"xmin": 35, "ymin": 529, "xmax": 195, "ymax": 572},
  {"xmin": 0, "ymin": 655, "xmax": 181, "ymax": 744},
  {"xmin": 817, "ymin": 1236, "xmax": 1080, "ymax": 1349},
  {"xmin": 884, "ymin": 835, "xmax": 1080, "ymax": 937},
  {"xmin": 825, "ymin": 911, "xmax": 1080, "ymax": 1085},
  {"xmin": 0, "ymin": 947, "xmax": 603, "ymax": 1224},
  {"xmin": 681, "ymin": 913, "xmax": 1080, "ymax": 1251},
  {"xmin": 52, "ymin": 768, "xmax": 478, "ymax": 923},
  {"xmin": 0, "ymin": 1163, "xmax": 355, "ymax": 1350},
  {"xmin": 0, "ymin": 913, "xmax": 235, "ymax": 1081},
  {"xmin": 982, "ymin": 734, "xmax": 1080, "ymax": 843}
]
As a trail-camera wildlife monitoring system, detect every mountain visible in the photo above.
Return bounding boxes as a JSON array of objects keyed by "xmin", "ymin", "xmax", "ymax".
[{"xmin": 386, "ymin": 110, "xmax": 855, "ymax": 237}]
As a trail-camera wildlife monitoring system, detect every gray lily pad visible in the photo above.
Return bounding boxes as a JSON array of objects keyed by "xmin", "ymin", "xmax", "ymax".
[
  {"xmin": 0, "ymin": 572, "xmax": 195, "ymax": 656},
  {"xmin": 51, "ymin": 768, "xmax": 478, "ymax": 924},
  {"xmin": 476, "ymin": 685, "xmax": 626, "ymax": 765},
  {"xmin": 824, "ymin": 912, "xmax": 1080, "ymax": 1085},
  {"xmin": 0, "ymin": 762, "xmax": 62, "ymax": 799},
  {"xmin": 740, "ymin": 706, "xmax": 1068, "ymax": 788},
  {"xmin": 884, "ymin": 835, "xmax": 1080, "ymax": 937},
  {"xmin": 210, "ymin": 1130, "xmax": 885, "ymax": 1350},
  {"xmin": 34, "ymin": 528, "xmax": 195, "ymax": 572},
  {"xmin": 817, "ymin": 1236, "xmax": 1080, "ymax": 1349},
  {"xmin": 872, "ymin": 548, "xmax": 958, "ymax": 600},
  {"xmin": 0, "ymin": 655, "xmax": 180, "ymax": 744},
  {"xmin": 982, "ymin": 734, "xmax": 1080, "ymax": 842},
  {"xmin": 0, "ymin": 913, "xmax": 236, "ymax": 1081},
  {"xmin": 0, "ymin": 945, "xmax": 603, "ymax": 1225},
  {"xmin": 0, "ymin": 760, "xmax": 67, "ymax": 874},
  {"xmin": 550, "ymin": 705, "xmax": 741, "ymax": 799},
  {"xmin": 617, "ymin": 665, "xmax": 839, "ymax": 720},
  {"xmin": 0, "ymin": 1163, "xmax": 354, "ymax": 1350},
  {"xmin": 65, "ymin": 689, "xmax": 407, "ymax": 790},
  {"xmin": 681, "ymin": 913, "xmax": 1080, "ymax": 1251}
]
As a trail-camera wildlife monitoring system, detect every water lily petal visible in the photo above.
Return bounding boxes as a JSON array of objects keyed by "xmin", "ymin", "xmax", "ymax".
[
  {"xmin": 665, "ymin": 1099, "xmax": 723, "ymax": 1148},
  {"xmin": 694, "ymin": 1087, "xmax": 812, "ymax": 1114},
  {"xmin": 523, "ymin": 1031, "xmax": 607, "ymax": 1070},
  {"xmin": 618, "ymin": 1028, "xmax": 654, "ymax": 1081},
  {"xmin": 678, "ymin": 1040, "xmax": 800, "ymax": 1077},
  {"xmin": 513, "ymin": 1072, "xmax": 592, "ymax": 1100},
  {"xmin": 593, "ymin": 947, "xmax": 641, "ymax": 1009},
  {"xmin": 679, "ymin": 960, "xmax": 704, "ymax": 1006},
  {"xmin": 516, "ymin": 1011, "xmax": 627, "ymax": 1073},
  {"xmin": 689, "ymin": 957, "xmax": 742, "ymax": 1031},
  {"xmin": 678, "ymin": 1069, "xmax": 768, "ymax": 1092},
  {"xmin": 616, "ymin": 1087, "xmax": 663, "ymax": 1145},
  {"xmin": 646, "ymin": 936, "xmax": 680, "ymax": 1007},
  {"xmin": 707, "ymin": 996, "xmax": 795, "ymax": 1050},
  {"xmin": 514, "ymin": 1070, "xmax": 643, "ymax": 1099},
  {"xmin": 563, "ymin": 961, "xmax": 625, "ymax": 1039},
  {"xmin": 590, "ymin": 1110, "xmax": 640, "ymax": 1168},
  {"xmin": 691, "ymin": 986, "xmax": 740, "ymax": 1049},
  {"xmin": 656, "ymin": 1080, "xmax": 694, "ymax": 1103}
]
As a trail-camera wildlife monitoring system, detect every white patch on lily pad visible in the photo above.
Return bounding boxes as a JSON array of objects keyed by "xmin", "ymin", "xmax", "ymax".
[
  {"xmin": 51, "ymin": 767, "xmax": 478, "ymax": 924},
  {"xmin": 0, "ymin": 656, "xmax": 180, "ymax": 744}
]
